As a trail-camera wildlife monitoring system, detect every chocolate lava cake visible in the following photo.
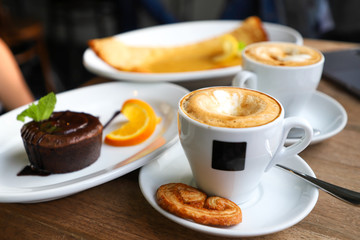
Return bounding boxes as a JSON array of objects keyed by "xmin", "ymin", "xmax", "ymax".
[{"xmin": 20, "ymin": 111, "xmax": 103, "ymax": 174}]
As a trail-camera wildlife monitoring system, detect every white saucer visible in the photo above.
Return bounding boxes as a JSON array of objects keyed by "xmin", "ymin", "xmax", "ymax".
[
  {"xmin": 0, "ymin": 82, "xmax": 188, "ymax": 203},
  {"xmin": 139, "ymin": 143, "xmax": 318, "ymax": 237},
  {"xmin": 286, "ymin": 91, "xmax": 347, "ymax": 145}
]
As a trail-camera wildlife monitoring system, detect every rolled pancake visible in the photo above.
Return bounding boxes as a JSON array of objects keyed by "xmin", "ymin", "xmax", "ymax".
[{"xmin": 88, "ymin": 16, "xmax": 267, "ymax": 73}]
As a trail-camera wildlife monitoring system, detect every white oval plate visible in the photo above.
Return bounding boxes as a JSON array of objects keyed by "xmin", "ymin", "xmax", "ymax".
[
  {"xmin": 286, "ymin": 91, "xmax": 348, "ymax": 145},
  {"xmin": 83, "ymin": 20, "xmax": 302, "ymax": 82},
  {"xmin": 0, "ymin": 82, "xmax": 188, "ymax": 203},
  {"xmin": 139, "ymin": 143, "xmax": 318, "ymax": 237}
]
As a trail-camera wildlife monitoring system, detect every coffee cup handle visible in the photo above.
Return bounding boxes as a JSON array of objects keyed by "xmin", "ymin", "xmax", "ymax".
[
  {"xmin": 232, "ymin": 71, "xmax": 258, "ymax": 89},
  {"xmin": 265, "ymin": 117, "xmax": 313, "ymax": 172}
]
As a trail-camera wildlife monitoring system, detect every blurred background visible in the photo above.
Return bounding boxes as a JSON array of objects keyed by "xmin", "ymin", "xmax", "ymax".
[{"xmin": 0, "ymin": 0, "xmax": 359, "ymax": 99}]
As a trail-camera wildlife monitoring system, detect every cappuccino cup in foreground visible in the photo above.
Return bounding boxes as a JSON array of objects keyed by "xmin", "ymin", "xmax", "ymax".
[
  {"xmin": 178, "ymin": 87, "xmax": 313, "ymax": 204},
  {"xmin": 233, "ymin": 42, "xmax": 324, "ymax": 117}
]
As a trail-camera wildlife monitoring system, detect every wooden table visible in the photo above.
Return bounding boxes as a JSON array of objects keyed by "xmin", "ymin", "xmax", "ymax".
[{"xmin": 1, "ymin": 39, "xmax": 359, "ymax": 239}]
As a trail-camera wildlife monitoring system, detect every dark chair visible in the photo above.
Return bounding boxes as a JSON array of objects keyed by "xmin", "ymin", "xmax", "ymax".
[{"xmin": 0, "ymin": 2, "xmax": 60, "ymax": 93}]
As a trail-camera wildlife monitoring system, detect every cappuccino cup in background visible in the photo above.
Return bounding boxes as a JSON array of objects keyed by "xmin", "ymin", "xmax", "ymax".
[
  {"xmin": 178, "ymin": 87, "xmax": 313, "ymax": 204},
  {"xmin": 233, "ymin": 42, "xmax": 324, "ymax": 117}
]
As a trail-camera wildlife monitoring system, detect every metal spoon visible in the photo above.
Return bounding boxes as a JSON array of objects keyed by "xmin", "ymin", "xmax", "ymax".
[{"xmin": 276, "ymin": 164, "xmax": 360, "ymax": 206}]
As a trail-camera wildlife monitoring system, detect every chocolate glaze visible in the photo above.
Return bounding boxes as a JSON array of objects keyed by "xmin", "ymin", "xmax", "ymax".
[
  {"xmin": 17, "ymin": 165, "xmax": 51, "ymax": 176},
  {"xmin": 20, "ymin": 111, "xmax": 103, "ymax": 174}
]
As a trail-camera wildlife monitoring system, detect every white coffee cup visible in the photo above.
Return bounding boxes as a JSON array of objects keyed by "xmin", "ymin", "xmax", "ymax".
[
  {"xmin": 178, "ymin": 86, "xmax": 313, "ymax": 204},
  {"xmin": 233, "ymin": 41, "xmax": 324, "ymax": 117}
]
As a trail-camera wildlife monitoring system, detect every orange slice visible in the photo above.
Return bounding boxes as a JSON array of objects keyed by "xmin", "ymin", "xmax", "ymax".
[{"xmin": 105, "ymin": 99, "xmax": 161, "ymax": 146}]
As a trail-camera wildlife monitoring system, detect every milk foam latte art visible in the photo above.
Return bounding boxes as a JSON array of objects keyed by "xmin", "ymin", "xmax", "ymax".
[
  {"xmin": 178, "ymin": 86, "xmax": 313, "ymax": 204},
  {"xmin": 233, "ymin": 41, "xmax": 324, "ymax": 117},
  {"xmin": 244, "ymin": 42, "xmax": 322, "ymax": 67},
  {"xmin": 180, "ymin": 87, "xmax": 281, "ymax": 128}
]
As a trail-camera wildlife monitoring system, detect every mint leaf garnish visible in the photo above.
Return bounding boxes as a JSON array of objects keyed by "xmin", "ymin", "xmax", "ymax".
[
  {"xmin": 17, "ymin": 92, "xmax": 57, "ymax": 122},
  {"xmin": 238, "ymin": 41, "xmax": 246, "ymax": 51},
  {"xmin": 237, "ymin": 41, "xmax": 247, "ymax": 57}
]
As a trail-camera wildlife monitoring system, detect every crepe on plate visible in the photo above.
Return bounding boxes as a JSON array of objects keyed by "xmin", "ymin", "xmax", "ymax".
[{"xmin": 88, "ymin": 16, "xmax": 268, "ymax": 73}]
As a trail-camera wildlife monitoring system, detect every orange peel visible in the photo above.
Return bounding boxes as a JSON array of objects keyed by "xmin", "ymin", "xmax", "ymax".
[{"xmin": 105, "ymin": 99, "xmax": 160, "ymax": 146}]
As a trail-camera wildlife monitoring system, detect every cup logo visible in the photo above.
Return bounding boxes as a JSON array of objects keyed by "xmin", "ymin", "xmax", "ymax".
[{"xmin": 212, "ymin": 140, "xmax": 247, "ymax": 171}]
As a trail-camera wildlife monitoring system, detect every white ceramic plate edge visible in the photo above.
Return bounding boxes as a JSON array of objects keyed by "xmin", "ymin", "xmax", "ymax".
[
  {"xmin": 139, "ymin": 143, "xmax": 318, "ymax": 237},
  {"xmin": 0, "ymin": 82, "xmax": 189, "ymax": 203},
  {"xmin": 286, "ymin": 90, "xmax": 348, "ymax": 145},
  {"xmin": 83, "ymin": 20, "xmax": 303, "ymax": 82}
]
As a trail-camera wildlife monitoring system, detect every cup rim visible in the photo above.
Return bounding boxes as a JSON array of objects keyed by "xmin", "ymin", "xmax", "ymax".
[
  {"xmin": 242, "ymin": 41, "xmax": 324, "ymax": 69},
  {"xmin": 178, "ymin": 86, "xmax": 284, "ymax": 132}
]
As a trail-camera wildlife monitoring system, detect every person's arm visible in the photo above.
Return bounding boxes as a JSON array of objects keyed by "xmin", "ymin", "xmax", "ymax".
[{"xmin": 0, "ymin": 38, "xmax": 34, "ymax": 111}]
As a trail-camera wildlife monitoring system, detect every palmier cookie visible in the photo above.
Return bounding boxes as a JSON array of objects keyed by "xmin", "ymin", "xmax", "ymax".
[{"xmin": 156, "ymin": 183, "xmax": 242, "ymax": 226}]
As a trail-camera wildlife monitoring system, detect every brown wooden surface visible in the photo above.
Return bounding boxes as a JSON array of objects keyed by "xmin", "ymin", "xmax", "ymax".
[{"xmin": 1, "ymin": 39, "xmax": 359, "ymax": 239}]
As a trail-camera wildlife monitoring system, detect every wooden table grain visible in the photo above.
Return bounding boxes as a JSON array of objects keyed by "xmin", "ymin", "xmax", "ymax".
[{"xmin": 1, "ymin": 39, "xmax": 359, "ymax": 240}]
